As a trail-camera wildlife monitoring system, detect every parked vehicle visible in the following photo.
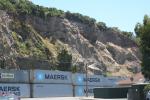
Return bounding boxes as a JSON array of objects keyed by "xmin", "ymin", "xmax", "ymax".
[
  {"xmin": 146, "ymin": 91, "xmax": 150, "ymax": 100},
  {"xmin": 0, "ymin": 94, "xmax": 20, "ymax": 100}
]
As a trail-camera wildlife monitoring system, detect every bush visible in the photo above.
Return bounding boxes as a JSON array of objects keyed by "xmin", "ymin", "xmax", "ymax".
[
  {"xmin": 71, "ymin": 65, "xmax": 78, "ymax": 73},
  {"xmin": 144, "ymin": 84, "xmax": 150, "ymax": 94},
  {"xmin": 57, "ymin": 49, "xmax": 72, "ymax": 71},
  {"xmin": 122, "ymin": 31, "xmax": 133, "ymax": 39},
  {"xmin": 65, "ymin": 11, "xmax": 96, "ymax": 25},
  {"xmin": 97, "ymin": 22, "xmax": 107, "ymax": 31},
  {"xmin": 0, "ymin": 0, "xmax": 64, "ymax": 18}
]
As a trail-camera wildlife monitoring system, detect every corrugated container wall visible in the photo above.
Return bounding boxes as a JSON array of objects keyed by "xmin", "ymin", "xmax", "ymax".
[
  {"xmin": 0, "ymin": 70, "xmax": 29, "ymax": 83},
  {"xmin": 30, "ymin": 70, "xmax": 72, "ymax": 84},
  {"xmin": 32, "ymin": 84, "xmax": 73, "ymax": 97},
  {"xmin": 72, "ymin": 73, "xmax": 116, "ymax": 86},
  {"xmin": 0, "ymin": 83, "xmax": 30, "ymax": 98},
  {"xmin": 74, "ymin": 86, "xmax": 99, "ymax": 97}
]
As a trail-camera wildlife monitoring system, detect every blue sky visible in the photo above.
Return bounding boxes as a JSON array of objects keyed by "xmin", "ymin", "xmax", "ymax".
[{"xmin": 30, "ymin": 0, "xmax": 150, "ymax": 32}]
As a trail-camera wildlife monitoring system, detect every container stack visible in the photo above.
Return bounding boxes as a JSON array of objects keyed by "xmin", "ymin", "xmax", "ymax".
[
  {"xmin": 0, "ymin": 70, "xmax": 30, "ymax": 98},
  {"xmin": 72, "ymin": 73, "xmax": 117, "ymax": 96},
  {"xmin": 0, "ymin": 69, "xmax": 120, "ymax": 98},
  {"xmin": 30, "ymin": 70, "xmax": 73, "ymax": 97}
]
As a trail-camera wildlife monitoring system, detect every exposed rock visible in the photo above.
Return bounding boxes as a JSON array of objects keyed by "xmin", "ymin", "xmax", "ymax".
[
  {"xmin": 97, "ymin": 29, "xmax": 137, "ymax": 47},
  {"xmin": 0, "ymin": 10, "xmax": 141, "ymax": 77},
  {"xmin": 106, "ymin": 43, "xmax": 138, "ymax": 64}
]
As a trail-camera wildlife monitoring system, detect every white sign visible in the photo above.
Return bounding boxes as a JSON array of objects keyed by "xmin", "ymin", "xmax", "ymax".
[
  {"xmin": 0, "ymin": 70, "xmax": 29, "ymax": 83},
  {"xmin": 0, "ymin": 73, "xmax": 14, "ymax": 79}
]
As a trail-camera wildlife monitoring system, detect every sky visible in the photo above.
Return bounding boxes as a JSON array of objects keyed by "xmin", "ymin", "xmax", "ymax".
[{"xmin": 30, "ymin": 0, "xmax": 150, "ymax": 32}]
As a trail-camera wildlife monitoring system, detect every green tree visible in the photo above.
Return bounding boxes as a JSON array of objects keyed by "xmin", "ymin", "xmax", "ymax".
[
  {"xmin": 135, "ymin": 15, "xmax": 150, "ymax": 79},
  {"xmin": 97, "ymin": 22, "xmax": 107, "ymax": 31},
  {"xmin": 65, "ymin": 11, "xmax": 96, "ymax": 25},
  {"xmin": 135, "ymin": 23, "xmax": 142, "ymax": 37},
  {"xmin": 0, "ymin": 0, "xmax": 64, "ymax": 18},
  {"xmin": 57, "ymin": 49, "xmax": 72, "ymax": 71},
  {"xmin": 122, "ymin": 31, "xmax": 133, "ymax": 39},
  {"xmin": 0, "ymin": 0, "xmax": 15, "ymax": 12},
  {"xmin": 0, "ymin": 57, "xmax": 6, "ymax": 69}
]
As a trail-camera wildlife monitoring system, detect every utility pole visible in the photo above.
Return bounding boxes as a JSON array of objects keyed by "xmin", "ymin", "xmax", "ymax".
[
  {"xmin": 75, "ymin": 24, "xmax": 88, "ymax": 97},
  {"xmin": 85, "ymin": 62, "xmax": 88, "ymax": 97}
]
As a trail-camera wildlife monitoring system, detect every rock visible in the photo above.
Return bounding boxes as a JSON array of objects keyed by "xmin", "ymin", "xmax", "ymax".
[
  {"xmin": 95, "ymin": 41, "xmax": 106, "ymax": 50},
  {"xmin": 106, "ymin": 43, "xmax": 138, "ymax": 64},
  {"xmin": 0, "ymin": 10, "xmax": 141, "ymax": 77}
]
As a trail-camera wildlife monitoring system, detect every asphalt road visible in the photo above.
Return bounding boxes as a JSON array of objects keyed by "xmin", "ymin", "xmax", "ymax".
[{"xmin": 21, "ymin": 97, "xmax": 127, "ymax": 100}]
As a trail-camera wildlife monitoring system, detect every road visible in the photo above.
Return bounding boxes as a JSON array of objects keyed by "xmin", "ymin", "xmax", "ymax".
[{"xmin": 21, "ymin": 97, "xmax": 127, "ymax": 100}]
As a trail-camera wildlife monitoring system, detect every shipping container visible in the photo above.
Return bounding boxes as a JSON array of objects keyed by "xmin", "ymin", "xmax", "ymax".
[
  {"xmin": 74, "ymin": 85, "xmax": 99, "ymax": 97},
  {"xmin": 32, "ymin": 84, "xmax": 73, "ymax": 97},
  {"xmin": 0, "ymin": 70, "xmax": 29, "ymax": 83},
  {"xmin": 0, "ymin": 83, "xmax": 30, "ymax": 98},
  {"xmin": 72, "ymin": 73, "xmax": 118, "ymax": 87},
  {"xmin": 30, "ymin": 70, "xmax": 72, "ymax": 84},
  {"xmin": 102, "ymin": 77, "xmax": 118, "ymax": 87},
  {"xmin": 72, "ymin": 73, "xmax": 107, "ymax": 86}
]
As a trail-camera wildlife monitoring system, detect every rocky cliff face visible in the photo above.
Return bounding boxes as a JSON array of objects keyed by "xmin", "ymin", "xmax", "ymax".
[{"xmin": 0, "ymin": 10, "xmax": 141, "ymax": 77}]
